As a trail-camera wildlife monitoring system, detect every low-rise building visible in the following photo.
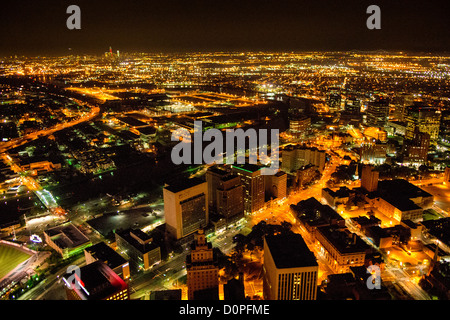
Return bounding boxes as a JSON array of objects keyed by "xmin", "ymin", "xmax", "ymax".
[
  {"xmin": 44, "ymin": 223, "xmax": 91, "ymax": 259},
  {"xmin": 115, "ymin": 229, "xmax": 161, "ymax": 271}
]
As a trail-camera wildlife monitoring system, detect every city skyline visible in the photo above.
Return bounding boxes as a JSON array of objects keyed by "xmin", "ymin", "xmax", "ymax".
[{"xmin": 2, "ymin": 0, "xmax": 450, "ymax": 309}]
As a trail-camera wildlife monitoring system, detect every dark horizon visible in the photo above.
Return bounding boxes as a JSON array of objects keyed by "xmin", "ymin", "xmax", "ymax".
[{"xmin": 1, "ymin": 0, "xmax": 450, "ymax": 56}]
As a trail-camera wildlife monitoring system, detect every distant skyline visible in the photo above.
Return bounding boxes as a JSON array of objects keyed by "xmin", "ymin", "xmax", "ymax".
[{"xmin": 1, "ymin": 0, "xmax": 450, "ymax": 56}]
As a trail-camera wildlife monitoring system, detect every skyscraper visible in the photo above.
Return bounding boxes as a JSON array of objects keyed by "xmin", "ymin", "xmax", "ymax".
[
  {"xmin": 326, "ymin": 87, "xmax": 342, "ymax": 112},
  {"xmin": 344, "ymin": 96, "xmax": 361, "ymax": 114},
  {"xmin": 206, "ymin": 166, "xmax": 229, "ymax": 210},
  {"xmin": 163, "ymin": 177, "xmax": 208, "ymax": 240},
  {"xmin": 186, "ymin": 229, "xmax": 219, "ymax": 300},
  {"xmin": 231, "ymin": 164, "xmax": 265, "ymax": 214},
  {"xmin": 263, "ymin": 233, "xmax": 318, "ymax": 300},
  {"xmin": 216, "ymin": 173, "xmax": 244, "ymax": 223},
  {"xmin": 403, "ymin": 128, "xmax": 430, "ymax": 164},
  {"xmin": 366, "ymin": 96, "xmax": 390, "ymax": 127},
  {"xmin": 405, "ymin": 104, "xmax": 441, "ymax": 145}
]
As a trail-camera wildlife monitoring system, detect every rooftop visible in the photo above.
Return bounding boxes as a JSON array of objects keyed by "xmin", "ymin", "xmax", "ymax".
[
  {"xmin": 163, "ymin": 177, "xmax": 206, "ymax": 193},
  {"xmin": 265, "ymin": 233, "xmax": 318, "ymax": 269},
  {"xmin": 84, "ymin": 242, "xmax": 127, "ymax": 269},
  {"xmin": 64, "ymin": 260, "xmax": 127, "ymax": 300},
  {"xmin": 45, "ymin": 223, "xmax": 90, "ymax": 249}
]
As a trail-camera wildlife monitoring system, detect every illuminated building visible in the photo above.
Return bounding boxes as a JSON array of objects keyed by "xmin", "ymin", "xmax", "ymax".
[
  {"xmin": 265, "ymin": 170, "xmax": 287, "ymax": 200},
  {"xmin": 361, "ymin": 165, "xmax": 379, "ymax": 192},
  {"xmin": 281, "ymin": 145, "xmax": 326, "ymax": 173},
  {"xmin": 360, "ymin": 143, "xmax": 387, "ymax": 164},
  {"xmin": 372, "ymin": 179, "xmax": 433, "ymax": 222},
  {"xmin": 215, "ymin": 173, "xmax": 244, "ymax": 223},
  {"xmin": 291, "ymin": 197, "xmax": 345, "ymax": 240},
  {"xmin": 64, "ymin": 260, "xmax": 129, "ymax": 300},
  {"xmin": 288, "ymin": 115, "xmax": 311, "ymax": 138},
  {"xmin": 321, "ymin": 186, "xmax": 351, "ymax": 208},
  {"xmin": 344, "ymin": 96, "xmax": 361, "ymax": 114},
  {"xmin": 364, "ymin": 127, "xmax": 387, "ymax": 141},
  {"xmin": 43, "ymin": 223, "xmax": 91, "ymax": 259},
  {"xmin": 315, "ymin": 226, "xmax": 369, "ymax": 274},
  {"xmin": 326, "ymin": 88, "xmax": 342, "ymax": 112},
  {"xmin": 405, "ymin": 104, "xmax": 441, "ymax": 145},
  {"xmin": 163, "ymin": 177, "xmax": 208, "ymax": 240},
  {"xmin": 366, "ymin": 96, "xmax": 389, "ymax": 127},
  {"xmin": 293, "ymin": 164, "xmax": 318, "ymax": 190},
  {"xmin": 84, "ymin": 242, "xmax": 130, "ymax": 280},
  {"xmin": 231, "ymin": 164, "xmax": 265, "ymax": 214},
  {"xmin": 206, "ymin": 166, "xmax": 229, "ymax": 210},
  {"xmin": 186, "ymin": 229, "xmax": 219, "ymax": 300},
  {"xmin": 263, "ymin": 233, "xmax": 318, "ymax": 300},
  {"xmin": 402, "ymin": 128, "xmax": 430, "ymax": 164},
  {"xmin": 115, "ymin": 229, "xmax": 161, "ymax": 271}
]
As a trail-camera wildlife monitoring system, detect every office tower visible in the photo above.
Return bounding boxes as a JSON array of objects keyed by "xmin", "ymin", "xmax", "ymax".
[
  {"xmin": 361, "ymin": 165, "xmax": 379, "ymax": 192},
  {"xmin": 288, "ymin": 115, "xmax": 311, "ymax": 138},
  {"xmin": 366, "ymin": 96, "xmax": 390, "ymax": 127},
  {"xmin": 263, "ymin": 233, "xmax": 318, "ymax": 300},
  {"xmin": 344, "ymin": 96, "xmax": 361, "ymax": 114},
  {"xmin": 206, "ymin": 166, "xmax": 229, "ymax": 209},
  {"xmin": 231, "ymin": 164, "xmax": 265, "ymax": 214},
  {"xmin": 186, "ymin": 229, "xmax": 219, "ymax": 300},
  {"xmin": 281, "ymin": 145, "xmax": 326, "ymax": 173},
  {"xmin": 405, "ymin": 103, "xmax": 441, "ymax": 145},
  {"xmin": 84, "ymin": 242, "xmax": 130, "ymax": 280},
  {"xmin": 326, "ymin": 88, "xmax": 342, "ymax": 112},
  {"xmin": 392, "ymin": 93, "xmax": 415, "ymax": 121},
  {"xmin": 115, "ymin": 229, "xmax": 161, "ymax": 271},
  {"xmin": 216, "ymin": 174, "xmax": 244, "ymax": 223},
  {"xmin": 265, "ymin": 170, "xmax": 287, "ymax": 200},
  {"xmin": 163, "ymin": 177, "xmax": 208, "ymax": 240},
  {"xmin": 63, "ymin": 260, "xmax": 129, "ymax": 300},
  {"xmin": 403, "ymin": 128, "xmax": 430, "ymax": 164}
]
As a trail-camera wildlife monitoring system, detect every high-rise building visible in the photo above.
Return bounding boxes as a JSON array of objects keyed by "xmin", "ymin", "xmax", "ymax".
[
  {"xmin": 344, "ymin": 96, "xmax": 361, "ymax": 114},
  {"xmin": 326, "ymin": 88, "xmax": 342, "ymax": 112},
  {"xmin": 206, "ymin": 166, "xmax": 229, "ymax": 210},
  {"xmin": 405, "ymin": 104, "xmax": 441, "ymax": 145},
  {"xmin": 216, "ymin": 173, "xmax": 244, "ymax": 223},
  {"xmin": 186, "ymin": 229, "xmax": 219, "ymax": 300},
  {"xmin": 288, "ymin": 115, "xmax": 311, "ymax": 138},
  {"xmin": 63, "ymin": 260, "xmax": 129, "ymax": 300},
  {"xmin": 231, "ymin": 164, "xmax": 265, "ymax": 214},
  {"xmin": 366, "ymin": 96, "xmax": 390, "ymax": 127},
  {"xmin": 281, "ymin": 145, "xmax": 326, "ymax": 173},
  {"xmin": 361, "ymin": 165, "xmax": 379, "ymax": 192},
  {"xmin": 163, "ymin": 177, "xmax": 208, "ymax": 240},
  {"xmin": 402, "ymin": 128, "xmax": 430, "ymax": 164},
  {"xmin": 263, "ymin": 233, "xmax": 318, "ymax": 300}
]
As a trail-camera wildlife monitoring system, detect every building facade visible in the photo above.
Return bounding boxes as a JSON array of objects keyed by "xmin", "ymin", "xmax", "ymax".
[
  {"xmin": 263, "ymin": 233, "xmax": 318, "ymax": 300},
  {"xmin": 163, "ymin": 177, "xmax": 208, "ymax": 239},
  {"xmin": 186, "ymin": 230, "xmax": 219, "ymax": 300}
]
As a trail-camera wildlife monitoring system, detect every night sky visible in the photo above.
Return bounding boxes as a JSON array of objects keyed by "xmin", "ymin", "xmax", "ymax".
[{"xmin": 1, "ymin": 0, "xmax": 450, "ymax": 55}]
